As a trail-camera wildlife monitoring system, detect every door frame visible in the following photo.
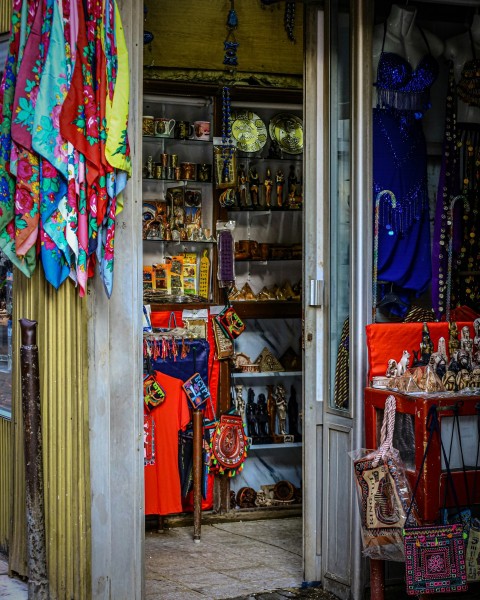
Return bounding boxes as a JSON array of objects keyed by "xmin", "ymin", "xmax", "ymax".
[{"xmin": 302, "ymin": 1, "xmax": 373, "ymax": 598}]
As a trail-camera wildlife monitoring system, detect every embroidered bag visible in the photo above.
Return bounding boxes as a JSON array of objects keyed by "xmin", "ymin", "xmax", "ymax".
[
  {"xmin": 403, "ymin": 405, "xmax": 468, "ymax": 595},
  {"xmin": 182, "ymin": 372, "xmax": 211, "ymax": 410},
  {"xmin": 353, "ymin": 395, "xmax": 417, "ymax": 562},
  {"xmin": 215, "ymin": 305, "xmax": 245, "ymax": 340},
  {"xmin": 210, "ymin": 414, "xmax": 247, "ymax": 477}
]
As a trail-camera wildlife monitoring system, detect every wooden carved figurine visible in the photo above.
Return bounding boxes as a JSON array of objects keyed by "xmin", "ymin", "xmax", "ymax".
[
  {"xmin": 276, "ymin": 169, "xmax": 285, "ymax": 207},
  {"xmin": 234, "ymin": 385, "xmax": 245, "ymax": 424},
  {"xmin": 238, "ymin": 165, "xmax": 248, "ymax": 207},
  {"xmin": 256, "ymin": 393, "xmax": 269, "ymax": 437},
  {"xmin": 249, "ymin": 167, "xmax": 260, "ymax": 207},
  {"xmin": 264, "ymin": 167, "xmax": 273, "ymax": 207},
  {"xmin": 246, "ymin": 391, "xmax": 258, "ymax": 438},
  {"xmin": 274, "ymin": 384, "xmax": 287, "ymax": 435},
  {"xmin": 267, "ymin": 385, "xmax": 276, "ymax": 440}
]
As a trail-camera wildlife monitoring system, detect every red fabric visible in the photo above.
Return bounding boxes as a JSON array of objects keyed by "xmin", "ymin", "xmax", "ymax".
[
  {"xmin": 366, "ymin": 322, "xmax": 474, "ymax": 383},
  {"xmin": 144, "ymin": 371, "xmax": 190, "ymax": 516},
  {"xmin": 149, "ymin": 310, "xmax": 220, "ymax": 511}
]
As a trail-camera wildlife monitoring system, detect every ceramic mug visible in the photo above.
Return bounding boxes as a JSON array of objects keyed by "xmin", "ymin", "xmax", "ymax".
[
  {"xmin": 174, "ymin": 121, "xmax": 194, "ymax": 140},
  {"xmin": 194, "ymin": 121, "xmax": 211, "ymax": 141},
  {"xmin": 155, "ymin": 117, "xmax": 175, "ymax": 138}
]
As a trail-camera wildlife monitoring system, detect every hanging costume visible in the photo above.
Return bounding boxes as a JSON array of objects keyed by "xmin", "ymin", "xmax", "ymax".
[
  {"xmin": 373, "ymin": 22, "xmax": 437, "ymax": 317},
  {"xmin": 144, "ymin": 371, "xmax": 191, "ymax": 516}
]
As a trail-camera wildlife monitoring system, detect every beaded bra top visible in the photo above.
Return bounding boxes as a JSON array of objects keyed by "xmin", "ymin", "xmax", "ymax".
[
  {"xmin": 375, "ymin": 21, "xmax": 439, "ymax": 115},
  {"xmin": 457, "ymin": 28, "xmax": 480, "ymax": 108}
]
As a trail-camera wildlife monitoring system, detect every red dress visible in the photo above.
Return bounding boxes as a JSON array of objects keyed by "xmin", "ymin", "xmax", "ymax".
[{"xmin": 144, "ymin": 372, "xmax": 191, "ymax": 516}]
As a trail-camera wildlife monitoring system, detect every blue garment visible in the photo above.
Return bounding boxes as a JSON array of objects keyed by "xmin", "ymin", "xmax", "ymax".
[{"xmin": 373, "ymin": 22, "xmax": 437, "ymax": 315}]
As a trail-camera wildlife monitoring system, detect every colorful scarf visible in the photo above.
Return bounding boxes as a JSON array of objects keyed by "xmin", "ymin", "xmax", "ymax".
[{"xmin": 0, "ymin": 0, "xmax": 130, "ymax": 297}]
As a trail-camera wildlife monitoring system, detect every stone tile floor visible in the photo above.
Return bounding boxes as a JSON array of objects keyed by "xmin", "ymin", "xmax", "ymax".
[
  {"xmin": 8, "ymin": 515, "xmax": 480, "ymax": 599},
  {"xmin": 145, "ymin": 517, "xmax": 314, "ymax": 599}
]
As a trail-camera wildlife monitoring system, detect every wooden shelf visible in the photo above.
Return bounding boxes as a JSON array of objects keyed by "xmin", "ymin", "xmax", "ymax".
[
  {"xmin": 250, "ymin": 442, "xmax": 302, "ymax": 450},
  {"xmin": 232, "ymin": 301, "xmax": 301, "ymax": 319},
  {"xmin": 231, "ymin": 371, "xmax": 302, "ymax": 379},
  {"xmin": 149, "ymin": 302, "xmax": 212, "ymax": 312}
]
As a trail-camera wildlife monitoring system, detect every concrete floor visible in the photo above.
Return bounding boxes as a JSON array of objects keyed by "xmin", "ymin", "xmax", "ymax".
[{"xmin": 145, "ymin": 517, "xmax": 306, "ymax": 599}]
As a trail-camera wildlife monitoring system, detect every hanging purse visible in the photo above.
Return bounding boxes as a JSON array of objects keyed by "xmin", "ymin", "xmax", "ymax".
[
  {"xmin": 209, "ymin": 414, "xmax": 248, "ymax": 477},
  {"xmin": 352, "ymin": 395, "xmax": 417, "ymax": 562},
  {"xmin": 214, "ymin": 304, "xmax": 245, "ymax": 340},
  {"xmin": 403, "ymin": 405, "xmax": 468, "ymax": 596}
]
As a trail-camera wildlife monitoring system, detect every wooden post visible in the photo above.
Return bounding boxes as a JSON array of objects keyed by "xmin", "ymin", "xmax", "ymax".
[
  {"xmin": 370, "ymin": 559, "xmax": 385, "ymax": 600},
  {"xmin": 192, "ymin": 409, "xmax": 203, "ymax": 542},
  {"xmin": 19, "ymin": 318, "xmax": 50, "ymax": 599}
]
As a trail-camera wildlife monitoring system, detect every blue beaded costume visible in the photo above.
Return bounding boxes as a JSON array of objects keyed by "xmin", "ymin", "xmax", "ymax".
[{"xmin": 373, "ymin": 22, "xmax": 438, "ymax": 317}]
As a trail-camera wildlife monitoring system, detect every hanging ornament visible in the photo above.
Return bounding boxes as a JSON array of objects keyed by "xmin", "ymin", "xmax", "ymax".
[
  {"xmin": 223, "ymin": 0, "xmax": 239, "ymax": 69},
  {"xmin": 284, "ymin": 1, "xmax": 296, "ymax": 43},
  {"xmin": 221, "ymin": 86, "xmax": 235, "ymax": 183},
  {"xmin": 143, "ymin": 4, "xmax": 154, "ymax": 46}
]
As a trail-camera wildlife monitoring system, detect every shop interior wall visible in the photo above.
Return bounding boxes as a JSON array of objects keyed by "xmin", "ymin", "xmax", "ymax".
[{"xmin": 143, "ymin": 0, "xmax": 303, "ymax": 82}]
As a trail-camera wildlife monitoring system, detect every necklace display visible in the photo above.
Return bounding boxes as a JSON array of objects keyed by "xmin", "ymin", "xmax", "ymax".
[{"xmin": 432, "ymin": 62, "xmax": 480, "ymax": 317}]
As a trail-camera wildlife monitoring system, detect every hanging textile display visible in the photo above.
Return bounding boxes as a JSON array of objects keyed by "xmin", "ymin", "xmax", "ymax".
[{"xmin": 0, "ymin": 0, "xmax": 131, "ymax": 297}]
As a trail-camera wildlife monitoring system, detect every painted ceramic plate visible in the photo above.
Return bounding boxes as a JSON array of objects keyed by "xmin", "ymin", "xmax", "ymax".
[
  {"xmin": 142, "ymin": 202, "xmax": 157, "ymax": 223},
  {"xmin": 230, "ymin": 110, "xmax": 268, "ymax": 153},
  {"xmin": 269, "ymin": 113, "xmax": 303, "ymax": 155}
]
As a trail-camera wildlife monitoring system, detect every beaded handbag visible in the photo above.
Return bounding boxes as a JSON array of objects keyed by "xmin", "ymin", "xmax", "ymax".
[{"xmin": 403, "ymin": 405, "xmax": 468, "ymax": 595}]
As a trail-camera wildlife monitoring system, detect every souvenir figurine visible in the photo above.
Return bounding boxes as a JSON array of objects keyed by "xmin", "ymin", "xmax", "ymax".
[
  {"xmin": 474, "ymin": 318, "xmax": 480, "ymax": 351},
  {"xmin": 237, "ymin": 165, "xmax": 248, "ymax": 207},
  {"xmin": 471, "ymin": 367, "xmax": 480, "ymax": 388},
  {"xmin": 276, "ymin": 169, "xmax": 285, "ymax": 207},
  {"xmin": 256, "ymin": 394, "xmax": 269, "ymax": 440},
  {"xmin": 288, "ymin": 165, "xmax": 297, "ymax": 205},
  {"xmin": 386, "ymin": 359, "xmax": 397, "ymax": 378},
  {"xmin": 461, "ymin": 325, "xmax": 474, "ymax": 361},
  {"xmin": 419, "ymin": 322, "xmax": 434, "ymax": 364},
  {"xmin": 449, "ymin": 321, "xmax": 460, "ymax": 359},
  {"xmin": 274, "ymin": 384, "xmax": 288, "ymax": 435},
  {"xmin": 443, "ymin": 370, "xmax": 457, "ymax": 392},
  {"xmin": 264, "ymin": 167, "xmax": 273, "ymax": 207},
  {"xmin": 457, "ymin": 348, "xmax": 471, "ymax": 371},
  {"xmin": 473, "ymin": 351, "xmax": 480, "ymax": 368},
  {"xmin": 396, "ymin": 350, "xmax": 410, "ymax": 376},
  {"xmin": 267, "ymin": 385, "xmax": 276, "ymax": 440},
  {"xmin": 246, "ymin": 390, "xmax": 258, "ymax": 439},
  {"xmin": 249, "ymin": 167, "xmax": 260, "ymax": 207},
  {"xmin": 233, "ymin": 385, "xmax": 245, "ymax": 423},
  {"xmin": 437, "ymin": 337, "xmax": 448, "ymax": 361},
  {"xmin": 456, "ymin": 369, "xmax": 471, "ymax": 390}
]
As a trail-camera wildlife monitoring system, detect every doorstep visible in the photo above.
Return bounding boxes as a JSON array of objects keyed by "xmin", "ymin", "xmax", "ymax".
[{"xmin": 145, "ymin": 504, "xmax": 302, "ymax": 530}]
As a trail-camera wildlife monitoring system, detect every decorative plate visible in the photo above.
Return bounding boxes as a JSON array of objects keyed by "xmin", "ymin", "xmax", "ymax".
[
  {"xmin": 142, "ymin": 202, "xmax": 157, "ymax": 223},
  {"xmin": 230, "ymin": 110, "xmax": 268, "ymax": 153},
  {"xmin": 269, "ymin": 113, "xmax": 303, "ymax": 155}
]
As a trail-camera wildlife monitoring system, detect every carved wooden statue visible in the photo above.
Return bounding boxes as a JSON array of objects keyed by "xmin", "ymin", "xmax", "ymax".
[{"xmin": 274, "ymin": 384, "xmax": 287, "ymax": 435}]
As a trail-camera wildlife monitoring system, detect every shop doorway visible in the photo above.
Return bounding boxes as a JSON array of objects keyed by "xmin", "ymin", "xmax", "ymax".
[{"xmin": 140, "ymin": 1, "xmax": 310, "ymax": 595}]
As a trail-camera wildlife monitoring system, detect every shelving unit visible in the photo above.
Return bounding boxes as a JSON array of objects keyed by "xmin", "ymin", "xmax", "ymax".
[
  {"xmin": 142, "ymin": 93, "xmax": 217, "ymax": 303},
  {"xmin": 142, "ymin": 85, "xmax": 304, "ymax": 506}
]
